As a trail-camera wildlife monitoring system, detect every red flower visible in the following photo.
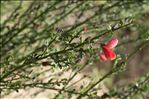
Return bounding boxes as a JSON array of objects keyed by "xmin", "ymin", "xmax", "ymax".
[
  {"xmin": 106, "ymin": 38, "xmax": 118, "ymax": 49},
  {"xmin": 99, "ymin": 53, "xmax": 107, "ymax": 61},
  {"xmin": 99, "ymin": 38, "xmax": 118, "ymax": 61}
]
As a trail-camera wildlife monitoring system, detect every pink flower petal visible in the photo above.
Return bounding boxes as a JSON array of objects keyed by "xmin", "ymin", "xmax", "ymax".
[
  {"xmin": 106, "ymin": 38, "xmax": 118, "ymax": 49},
  {"xmin": 99, "ymin": 53, "xmax": 108, "ymax": 61},
  {"xmin": 102, "ymin": 46, "xmax": 116, "ymax": 60}
]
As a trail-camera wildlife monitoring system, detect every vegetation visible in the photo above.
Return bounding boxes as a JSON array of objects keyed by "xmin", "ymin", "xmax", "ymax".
[{"xmin": 0, "ymin": 1, "xmax": 149, "ymax": 99}]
